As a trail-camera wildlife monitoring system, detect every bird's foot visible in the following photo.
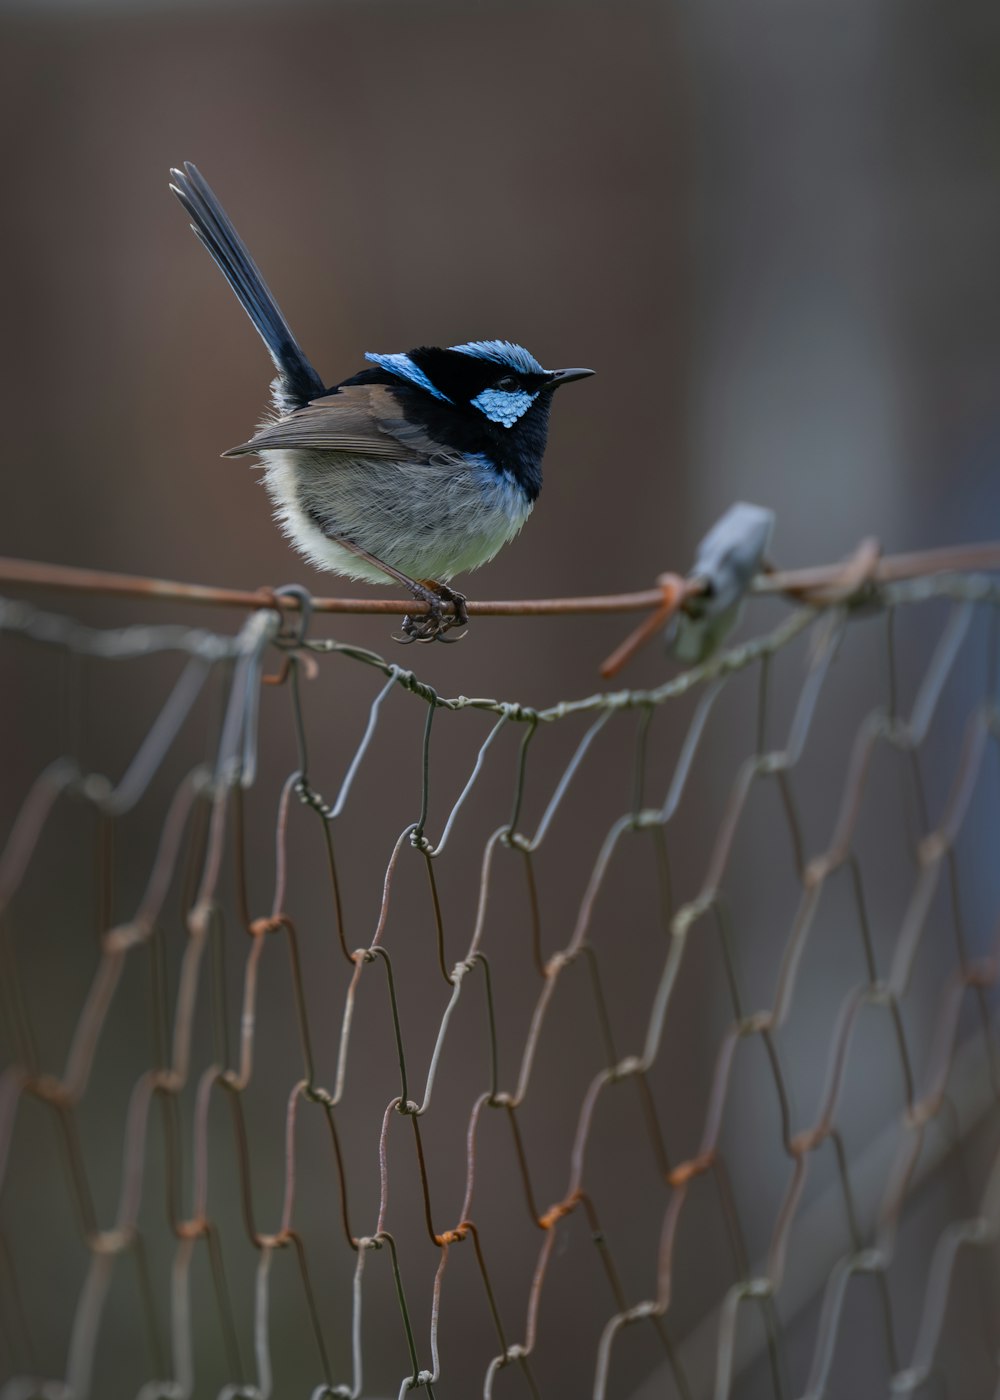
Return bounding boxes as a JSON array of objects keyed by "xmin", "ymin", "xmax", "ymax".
[{"xmin": 397, "ymin": 581, "xmax": 468, "ymax": 644}]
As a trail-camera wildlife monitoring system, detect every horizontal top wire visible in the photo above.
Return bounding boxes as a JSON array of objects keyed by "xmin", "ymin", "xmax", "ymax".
[{"xmin": 0, "ymin": 539, "xmax": 998, "ymax": 617}]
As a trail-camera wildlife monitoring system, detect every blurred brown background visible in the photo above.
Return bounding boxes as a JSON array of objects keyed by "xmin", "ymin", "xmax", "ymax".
[{"xmin": 2, "ymin": 1, "xmax": 1000, "ymax": 1398}]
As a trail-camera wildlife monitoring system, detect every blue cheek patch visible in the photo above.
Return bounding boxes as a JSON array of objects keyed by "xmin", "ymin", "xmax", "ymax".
[{"xmin": 471, "ymin": 387, "xmax": 538, "ymax": 427}]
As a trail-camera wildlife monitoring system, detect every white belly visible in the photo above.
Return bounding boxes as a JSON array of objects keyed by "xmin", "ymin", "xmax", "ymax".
[{"xmin": 259, "ymin": 448, "xmax": 533, "ymax": 584}]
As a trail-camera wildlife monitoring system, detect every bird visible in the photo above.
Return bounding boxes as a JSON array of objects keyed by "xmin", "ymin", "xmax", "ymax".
[{"xmin": 169, "ymin": 162, "xmax": 594, "ymax": 642}]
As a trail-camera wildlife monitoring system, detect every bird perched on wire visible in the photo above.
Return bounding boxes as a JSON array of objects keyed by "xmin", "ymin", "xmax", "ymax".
[{"xmin": 169, "ymin": 163, "xmax": 593, "ymax": 642}]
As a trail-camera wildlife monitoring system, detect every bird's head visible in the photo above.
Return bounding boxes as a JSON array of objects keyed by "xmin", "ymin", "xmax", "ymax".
[{"xmin": 365, "ymin": 340, "xmax": 593, "ymax": 429}]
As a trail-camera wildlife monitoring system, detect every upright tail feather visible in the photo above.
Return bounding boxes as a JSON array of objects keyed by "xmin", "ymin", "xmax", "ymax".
[{"xmin": 169, "ymin": 162, "xmax": 325, "ymax": 409}]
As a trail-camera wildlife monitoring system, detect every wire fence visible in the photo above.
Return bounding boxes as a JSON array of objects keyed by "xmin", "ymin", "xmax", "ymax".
[{"xmin": 1, "ymin": 554, "xmax": 999, "ymax": 1399}]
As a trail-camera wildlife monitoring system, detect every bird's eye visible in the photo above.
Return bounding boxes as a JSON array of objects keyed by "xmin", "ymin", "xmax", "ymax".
[{"xmin": 496, "ymin": 375, "xmax": 519, "ymax": 392}]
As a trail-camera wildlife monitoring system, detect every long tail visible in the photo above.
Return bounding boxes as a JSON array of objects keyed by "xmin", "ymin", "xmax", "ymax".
[{"xmin": 170, "ymin": 162, "xmax": 325, "ymax": 409}]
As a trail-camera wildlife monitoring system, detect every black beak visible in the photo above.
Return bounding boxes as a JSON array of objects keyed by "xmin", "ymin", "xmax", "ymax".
[{"xmin": 547, "ymin": 367, "xmax": 595, "ymax": 389}]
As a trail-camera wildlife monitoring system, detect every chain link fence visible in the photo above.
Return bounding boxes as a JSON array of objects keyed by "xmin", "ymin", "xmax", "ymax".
[{"xmin": 1, "ymin": 560, "xmax": 999, "ymax": 1399}]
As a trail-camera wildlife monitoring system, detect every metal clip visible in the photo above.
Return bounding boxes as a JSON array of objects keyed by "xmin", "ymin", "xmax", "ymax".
[{"xmin": 668, "ymin": 502, "xmax": 775, "ymax": 664}]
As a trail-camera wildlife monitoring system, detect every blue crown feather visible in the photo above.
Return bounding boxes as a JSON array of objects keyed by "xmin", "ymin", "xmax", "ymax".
[
  {"xmin": 449, "ymin": 340, "xmax": 546, "ymax": 375},
  {"xmin": 364, "ymin": 351, "xmax": 451, "ymax": 401}
]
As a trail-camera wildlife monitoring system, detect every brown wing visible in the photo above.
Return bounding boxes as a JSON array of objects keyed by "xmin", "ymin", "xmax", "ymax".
[{"xmin": 223, "ymin": 383, "xmax": 437, "ymax": 460}]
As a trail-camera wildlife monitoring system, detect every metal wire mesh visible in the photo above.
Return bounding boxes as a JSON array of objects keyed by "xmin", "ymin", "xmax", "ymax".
[{"xmin": 1, "ymin": 570, "xmax": 999, "ymax": 1400}]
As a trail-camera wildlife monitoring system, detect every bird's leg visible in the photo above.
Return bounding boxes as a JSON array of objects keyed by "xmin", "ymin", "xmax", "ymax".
[{"xmin": 332, "ymin": 537, "xmax": 467, "ymax": 643}]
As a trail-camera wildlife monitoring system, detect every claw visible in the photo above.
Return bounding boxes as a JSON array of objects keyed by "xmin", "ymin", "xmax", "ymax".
[
  {"xmin": 392, "ymin": 581, "xmax": 470, "ymax": 645},
  {"xmin": 433, "ymin": 584, "xmax": 469, "ymax": 630},
  {"xmin": 401, "ymin": 614, "xmax": 434, "ymax": 642}
]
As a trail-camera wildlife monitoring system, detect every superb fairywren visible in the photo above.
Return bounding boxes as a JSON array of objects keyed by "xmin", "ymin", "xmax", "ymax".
[{"xmin": 170, "ymin": 163, "xmax": 593, "ymax": 641}]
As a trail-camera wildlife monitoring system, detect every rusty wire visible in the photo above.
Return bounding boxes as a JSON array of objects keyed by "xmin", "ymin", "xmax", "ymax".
[
  {"xmin": 0, "ymin": 565, "xmax": 999, "ymax": 1399},
  {"xmin": 2, "ymin": 538, "xmax": 1000, "ymax": 617}
]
